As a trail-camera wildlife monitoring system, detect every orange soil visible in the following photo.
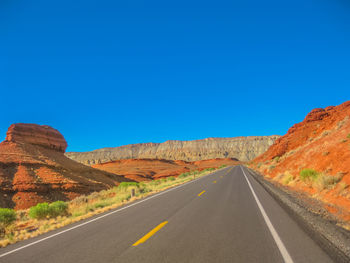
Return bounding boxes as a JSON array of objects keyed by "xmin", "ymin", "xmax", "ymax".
[
  {"xmin": 251, "ymin": 101, "xmax": 350, "ymax": 222},
  {"xmin": 92, "ymin": 158, "xmax": 240, "ymax": 182}
]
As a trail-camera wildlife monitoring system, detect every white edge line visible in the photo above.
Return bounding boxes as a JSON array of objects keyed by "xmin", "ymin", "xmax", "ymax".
[
  {"xmin": 0, "ymin": 168, "xmax": 225, "ymax": 258},
  {"xmin": 240, "ymin": 166, "xmax": 294, "ymax": 263}
]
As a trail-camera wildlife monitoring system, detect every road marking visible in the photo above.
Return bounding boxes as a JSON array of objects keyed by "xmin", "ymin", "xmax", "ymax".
[
  {"xmin": 0, "ymin": 169, "xmax": 224, "ymax": 259},
  {"xmin": 240, "ymin": 166, "xmax": 294, "ymax": 263},
  {"xmin": 132, "ymin": 221, "xmax": 168, "ymax": 246},
  {"xmin": 198, "ymin": 190, "xmax": 206, "ymax": 196},
  {"xmin": 213, "ymin": 180, "xmax": 216, "ymax": 183}
]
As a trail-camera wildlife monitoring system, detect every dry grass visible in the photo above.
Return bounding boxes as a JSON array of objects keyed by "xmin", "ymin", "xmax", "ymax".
[
  {"xmin": 281, "ymin": 173, "xmax": 294, "ymax": 185},
  {"xmin": 0, "ymin": 167, "xmax": 222, "ymax": 248},
  {"xmin": 312, "ymin": 173, "xmax": 342, "ymax": 192}
]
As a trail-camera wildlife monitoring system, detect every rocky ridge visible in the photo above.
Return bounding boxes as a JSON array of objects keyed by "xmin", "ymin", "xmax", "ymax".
[{"xmin": 66, "ymin": 136, "xmax": 280, "ymax": 165}]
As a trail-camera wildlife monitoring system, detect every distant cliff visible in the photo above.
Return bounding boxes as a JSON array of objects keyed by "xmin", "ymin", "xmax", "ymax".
[{"xmin": 66, "ymin": 136, "xmax": 280, "ymax": 165}]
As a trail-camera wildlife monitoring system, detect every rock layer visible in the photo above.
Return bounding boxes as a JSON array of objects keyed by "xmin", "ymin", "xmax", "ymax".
[
  {"xmin": 0, "ymin": 123, "xmax": 130, "ymax": 209},
  {"xmin": 66, "ymin": 136, "xmax": 280, "ymax": 165}
]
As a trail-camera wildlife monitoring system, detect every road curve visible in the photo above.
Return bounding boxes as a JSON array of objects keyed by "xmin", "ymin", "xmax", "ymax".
[{"xmin": 0, "ymin": 166, "xmax": 334, "ymax": 262}]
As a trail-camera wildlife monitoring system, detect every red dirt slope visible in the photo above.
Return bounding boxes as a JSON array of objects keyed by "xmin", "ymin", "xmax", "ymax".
[
  {"xmin": 92, "ymin": 158, "xmax": 240, "ymax": 182},
  {"xmin": 251, "ymin": 101, "xmax": 350, "ymax": 222},
  {"xmin": 0, "ymin": 123, "xmax": 131, "ymax": 210}
]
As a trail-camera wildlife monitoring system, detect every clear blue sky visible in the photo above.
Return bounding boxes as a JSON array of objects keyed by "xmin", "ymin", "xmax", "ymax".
[{"xmin": 1, "ymin": 0, "xmax": 349, "ymax": 152}]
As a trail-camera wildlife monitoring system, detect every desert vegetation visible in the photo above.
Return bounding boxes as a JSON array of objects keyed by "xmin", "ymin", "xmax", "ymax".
[
  {"xmin": 0, "ymin": 167, "xmax": 223, "ymax": 248},
  {"xmin": 299, "ymin": 168, "xmax": 342, "ymax": 191}
]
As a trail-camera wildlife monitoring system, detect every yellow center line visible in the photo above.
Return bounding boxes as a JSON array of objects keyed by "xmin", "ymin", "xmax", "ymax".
[
  {"xmin": 132, "ymin": 221, "xmax": 168, "ymax": 246},
  {"xmin": 198, "ymin": 190, "xmax": 206, "ymax": 196},
  {"xmin": 213, "ymin": 180, "xmax": 217, "ymax": 183}
]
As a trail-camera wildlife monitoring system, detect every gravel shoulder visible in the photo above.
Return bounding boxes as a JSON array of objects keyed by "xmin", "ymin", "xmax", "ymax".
[{"xmin": 246, "ymin": 166, "xmax": 350, "ymax": 263}]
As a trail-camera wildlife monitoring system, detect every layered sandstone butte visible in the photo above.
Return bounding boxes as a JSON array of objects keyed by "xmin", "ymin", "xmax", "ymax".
[
  {"xmin": 252, "ymin": 101, "xmax": 350, "ymax": 221},
  {"xmin": 66, "ymin": 136, "xmax": 280, "ymax": 165},
  {"xmin": 0, "ymin": 123, "xmax": 130, "ymax": 209},
  {"xmin": 93, "ymin": 158, "xmax": 240, "ymax": 182}
]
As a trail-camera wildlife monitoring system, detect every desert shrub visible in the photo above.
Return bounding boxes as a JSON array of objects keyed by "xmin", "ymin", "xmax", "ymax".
[
  {"xmin": 149, "ymin": 179, "xmax": 162, "ymax": 186},
  {"xmin": 0, "ymin": 208, "xmax": 16, "ymax": 229},
  {"xmin": 219, "ymin": 165, "xmax": 227, "ymax": 168},
  {"xmin": 300, "ymin": 169, "xmax": 318, "ymax": 182},
  {"xmin": 347, "ymin": 133, "xmax": 350, "ymax": 139},
  {"xmin": 29, "ymin": 201, "xmax": 68, "ymax": 219},
  {"xmin": 313, "ymin": 174, "xmax": 342, "ymax": 191},
  {"xmin": 273, "ymin": 156, "xmax": 280, "ymax": 162},
  {"xmin": 29, "ymin": 203, "xmax": 51, "ymax": 219},
  {"xmin": 160, "ymin": 178, "xmax": 167, "ymax": 183},
  {"xmin": 138, "ymin": 182, "xmax": 149, "ymax": 193},
  {"xmin": 71, "ymin": 195, "xmax": 88, "ymax": 206},
  {"xmin": 167, "ymin": 176, "xmax": 176, "ymax": 181},
  {"xmin": 179, "ymin": 172, "xmax": 190, "ymax": 179},
  {"xmin": 269, "ymin": 165, "xmax": 276, "ymax": 171},
  {"xmin": 49, "ymin": 201, "xmax": 68, "ymax": 217},
  {"xmin": 94, "ymin": 201, "xmax": 111, "ymax": 209},
  {"xmin": 118, "ymin": 182, "xmax": 139, "ymax": 190}
]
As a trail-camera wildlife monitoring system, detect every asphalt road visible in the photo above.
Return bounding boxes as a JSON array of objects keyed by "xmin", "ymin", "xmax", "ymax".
[{"xmin": 0, "ymin": 166, "xmax": 334, "ymax": 262}]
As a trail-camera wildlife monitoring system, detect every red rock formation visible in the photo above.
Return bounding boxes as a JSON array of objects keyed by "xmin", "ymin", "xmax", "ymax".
[
  {"xmin": 93, "ymin": 158, "xmax": 240, "ymax": 182},
  {"xmin": 0, "ymin": 123, "xmax": 130, "ymax": 209},
  {"xmin": 259, "ymin": 101, "xmax": 350, "ymax": 160},
  {"xmin": 252, "ymin": 101, "xmax": 350, "ymax": 221},
  {"xmin": 6, "ymin": 123, "xmax": 68, "ymax": 153}
]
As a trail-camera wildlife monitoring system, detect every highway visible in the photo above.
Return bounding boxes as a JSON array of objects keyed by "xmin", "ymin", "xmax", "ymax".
[{"xmin": 0, "ymin": 166, "xmax": 334, "ymax": 262}]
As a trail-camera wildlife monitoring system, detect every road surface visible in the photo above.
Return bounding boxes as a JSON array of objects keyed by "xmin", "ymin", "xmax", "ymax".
[{"xmin": 0, "ymin": 166, "xmax": 334, "ymax": 262}]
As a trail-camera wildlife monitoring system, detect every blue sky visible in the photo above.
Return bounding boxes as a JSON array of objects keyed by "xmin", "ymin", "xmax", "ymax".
[{"xmin": 1, "ymin": 0, "xmax": 349, "ymax": 152}]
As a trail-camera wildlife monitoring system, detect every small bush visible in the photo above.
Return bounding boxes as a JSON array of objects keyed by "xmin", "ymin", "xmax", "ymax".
[
  {"xmin": 160, "ymin": 178, "xmax": 167, "ymax": 183},
  {"xmin": 313, "ymin": 174, "xmax": 342, "ymax": 191},
  {"xmin": 347, "ymin": 133, "xmax": 350, "ymax": 139},
  {"xmin": 219, "ymin": 165, "xmax": 227, "ymax": 168},
  {"xmin": 167, "ymin": 176, "xmax": 176, "ymax": 181},
  {"xmin": 94, "ymin": 202, "xmax": 110, "ymax": 209},
  {"xmin": 0, "ymin": 208, "xmax": 16, "ymax": 228},
  {"xmin": 49, "ymin": 201, "xmax": 68, "ymax": 217},
  {"xmin": 179, "ymin": 172, "xmax": 190, "ymax": 179},
  {"xmin": 29, "ymin": 203, "xmax": 50, "ymax": 219},
  {"xmin": 300, "ymin": 169, "xmax": 318, "ymax": 182},
  {"xmin": 29, "ymin": 201, "xmax": 68, "ymax": 219},
  {"xmin": 273, "ymin": 156, "xmax": 280, "ymax": 162},
  {"xmin": 118, "ymin": 182, "xmax": 139, "ymax": 190}
]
